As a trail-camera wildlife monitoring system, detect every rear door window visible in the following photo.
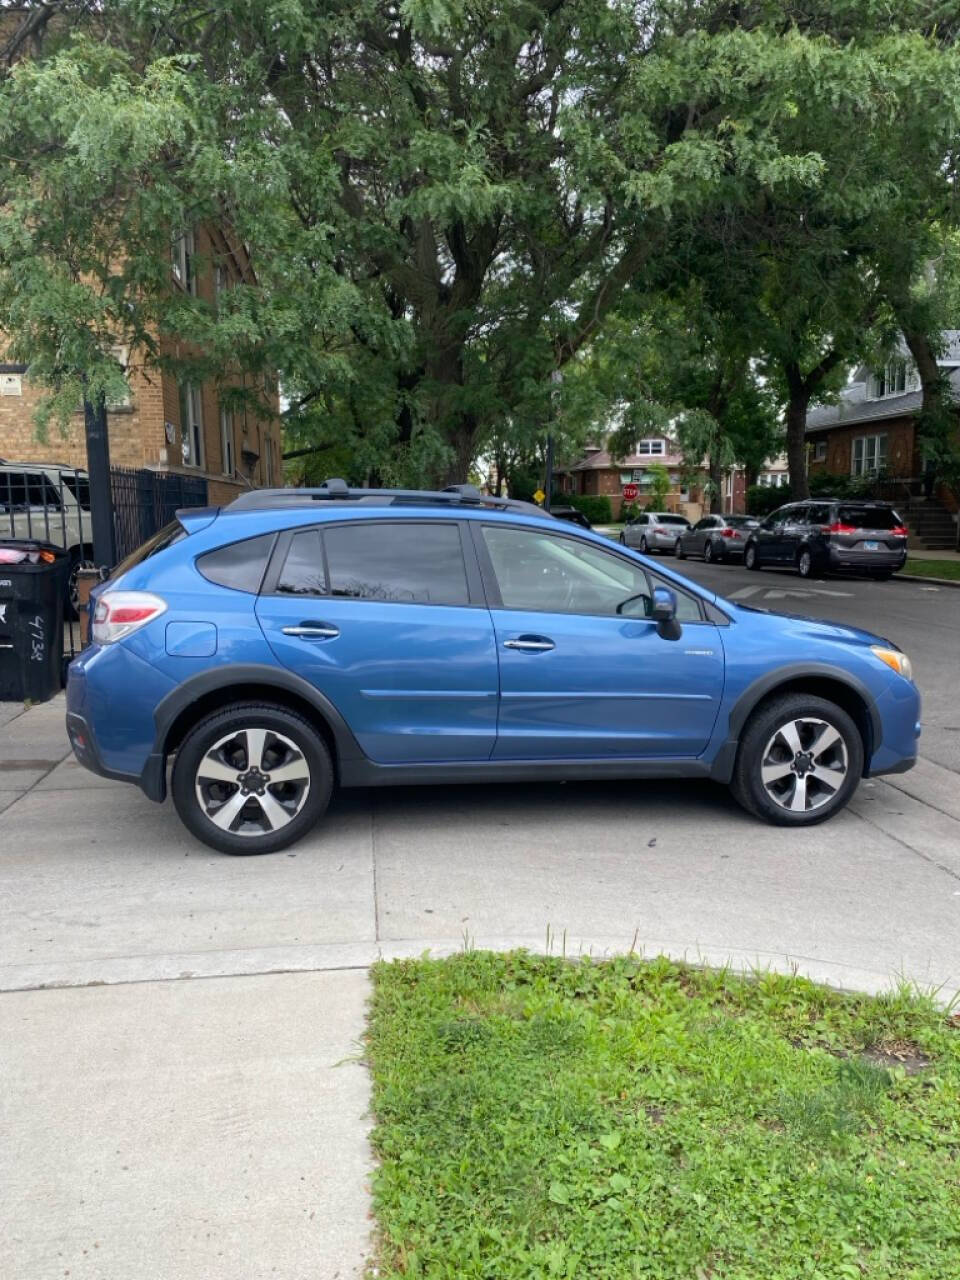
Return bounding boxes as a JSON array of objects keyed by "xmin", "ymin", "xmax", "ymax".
[
  {"xmin": 277, "ymin": 529, "xmax": 326, "ymax": 596},
  {"xmin": 837, "ymin": 505, "xmax": 901, "ymax": 530},
  {"xmin": 323, "ymin": 522, "xmax": 470, "ymax": 605}
]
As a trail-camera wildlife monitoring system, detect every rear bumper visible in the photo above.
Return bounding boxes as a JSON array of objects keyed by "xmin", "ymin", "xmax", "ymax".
[{"xmin": 827, "ymin": 546, "xmax": 907, "ymax": 573}]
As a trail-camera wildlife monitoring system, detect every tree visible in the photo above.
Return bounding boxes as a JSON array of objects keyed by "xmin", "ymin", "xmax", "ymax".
[{"xmin": 2, "ymin": 2, "xmax": 959, "ymax": 487}]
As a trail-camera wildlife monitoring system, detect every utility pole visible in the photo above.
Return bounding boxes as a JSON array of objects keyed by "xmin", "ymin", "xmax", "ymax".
[{"xmin": 83, "ymin": 391, "xmax": 116, "ymax": 569}]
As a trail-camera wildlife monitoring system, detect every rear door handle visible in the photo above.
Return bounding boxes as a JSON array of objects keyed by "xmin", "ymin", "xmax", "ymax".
[
  {"xmin": 503, "ymin": 635, "xmax": 555, "ymax": 652},
  {"xmin": 281, "ymin": 623, "xmax": 340, "ymax": 639}
]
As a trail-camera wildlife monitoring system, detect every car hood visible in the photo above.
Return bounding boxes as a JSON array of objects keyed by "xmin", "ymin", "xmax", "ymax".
[{"xmin": 720, "ymin": 598, "xmax": 898, "ymax": 651}]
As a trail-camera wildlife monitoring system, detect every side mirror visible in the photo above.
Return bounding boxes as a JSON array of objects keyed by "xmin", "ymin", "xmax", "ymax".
[{"xmin": 651, "ymin": 586, "xmax": 682, "ymax": 641}]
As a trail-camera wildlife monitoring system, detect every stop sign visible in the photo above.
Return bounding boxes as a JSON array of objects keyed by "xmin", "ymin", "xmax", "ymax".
[{"xmin": 622, "ymin": 483, "xmax": 638, "ymax": 501}]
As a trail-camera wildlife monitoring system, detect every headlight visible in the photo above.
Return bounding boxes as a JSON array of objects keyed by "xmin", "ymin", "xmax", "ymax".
[{"xmin": 871, "ymin": 645, "xmax": 913, "ymax": 681}]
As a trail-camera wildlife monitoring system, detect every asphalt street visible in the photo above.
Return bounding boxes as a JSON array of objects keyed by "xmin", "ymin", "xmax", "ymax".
[
  {"xmin": 653, "ymin": 553, "xmax": 960, "ymax": 775},
  {"xmin": 3, "ymin": 562, "xmax": 960, "ymax": 1279}
]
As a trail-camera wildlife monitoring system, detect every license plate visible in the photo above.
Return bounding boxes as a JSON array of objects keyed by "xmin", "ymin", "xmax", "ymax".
[{"xmin": 864, "ymin": 540, "xmax": 880, "ymax": 551}]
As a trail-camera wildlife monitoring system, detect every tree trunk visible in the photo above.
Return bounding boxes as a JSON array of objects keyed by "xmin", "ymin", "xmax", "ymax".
[
  {"xmin": 708, "ymin": 453, "xmax": 724, "ymax": 513},
  {"xmin": 784, "ymin": 395, "xmax": 811, "ymax": 500},
  {"xmin": 900, "ymin": 326, "xmax": 952, "ymax": 489}
]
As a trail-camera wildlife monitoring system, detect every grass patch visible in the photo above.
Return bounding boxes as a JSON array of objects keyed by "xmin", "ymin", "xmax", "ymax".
[
  {"xmin": 368, "ymin": 951, "xmax": 960, "ymax": 1279},
  {"xmin": 904, "ymin": 557, "xmax": 960, "ymax": 581}
]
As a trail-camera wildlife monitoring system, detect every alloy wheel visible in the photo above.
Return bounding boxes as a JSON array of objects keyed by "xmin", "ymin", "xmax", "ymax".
[
  {"xmin": 194, "ymin": 726, "xmax": 311, "ymax": 837},
  {"xmin": 759, "ymin": 717, "xmax": 848, "ymax": 814},
  {"xmin": 798, "ymin": 549, "xmax": 812, "ymax": 577}
]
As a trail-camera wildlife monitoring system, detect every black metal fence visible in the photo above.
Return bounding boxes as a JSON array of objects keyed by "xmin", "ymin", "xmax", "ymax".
[
  {"xmin": 1, "ymin": 463, "xmax": 208, "ymax": 663},
  {"xmin": 110, "ymin": 467, "xmax": 209, "ymax": 562}
]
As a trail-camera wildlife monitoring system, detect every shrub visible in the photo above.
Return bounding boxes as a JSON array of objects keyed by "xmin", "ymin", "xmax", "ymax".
[
  {"xmin": 620, "ymin": 499, "xmax": 640, "ymax": 523},
  {"xmin": 566, "ymin": 494, "xmax": 612, "ymax": 523},
  {"xmin": 746, "ymin": 484, "xmax": 785, "ymax": 516}
]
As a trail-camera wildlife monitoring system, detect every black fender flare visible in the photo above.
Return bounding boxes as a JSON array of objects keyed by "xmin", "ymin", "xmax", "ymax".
[
  {"xmin": 140, "ymin": 664, "xmax": 366, "ymax": 802},
  {"xmin": 709, "ymin": 662, "xmax": 880, "ymax": 784}
]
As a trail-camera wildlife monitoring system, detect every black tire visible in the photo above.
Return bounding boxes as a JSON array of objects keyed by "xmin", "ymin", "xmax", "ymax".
[
  {"xmin": 744, "ymin": 542, "xmax": 761, "ymax": 571},
  {"xmin": 674, "ymin": 539, "xmax": 685, "ymax": 559},
  {"xmin": 640, "ymin": 535, "xmax": 650, "ymax": 554},
  {"xmin": 171, "ymin": 702, "xmax": 334, "ymax": 854},
  {"xmin": 873, "ymin": 571, "xmax": 893, "ymax": 582},
  {"xmin": 619, "ymin": 533, "xmax": 625, "ymax": 545},
  {"xmin": 797, "ymin": 546, "xmax": 815, "ymax": 578},
  {"xmin": 730, "ymin": 692, "xmax": 863, "ymax": 826},
  {"xmin": 704, "ymin": 539, "xmax": 716, "ymax": 564}
]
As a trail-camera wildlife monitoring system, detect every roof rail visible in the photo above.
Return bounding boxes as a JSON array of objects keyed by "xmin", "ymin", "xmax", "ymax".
[{"xmin": 226, "ymin": 479, "xmax": 547, "ymax": 517}]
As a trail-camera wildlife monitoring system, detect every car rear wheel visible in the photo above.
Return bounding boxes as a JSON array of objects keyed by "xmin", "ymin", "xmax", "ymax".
[
  {"xmin": 619, "ymin": 533, "xmax": 625, "ymax": 545},
  {"xmin": 744, "ymin": 542, "xmax": 760, "ymax": 571},
  {"xmin": 704, "ymin": 540, "xmax": 716, "ymax": 564},
  {"xmin": 640, "ymin": 535, "xmax": 650, "ymax": 553},
  {"xmin": 730, "ymin": 693, "xmax": 863, "ymax": 826},
  {"xmin": 674, "ymin": 538, "xmax": 685, "ymax": 559},
  {"xmin": 797, "ymin": 547, "xmax": 815, "ymax": 578},
  {"xmin": 172, "ymin": 702, "xmax": 333, "ymax": 854}
]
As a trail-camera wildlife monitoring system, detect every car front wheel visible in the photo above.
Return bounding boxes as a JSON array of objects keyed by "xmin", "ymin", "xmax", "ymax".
[
  {"xmin": 730, "ymin": 693, "xmax": 863, "ymax": 826},
  {"xmin": 172, "ymin": 702, "xmax": 333, "ymax": 854},
  {"xmin": 674, "ymin": 538, "xmax": 685, "ymax": 559}
]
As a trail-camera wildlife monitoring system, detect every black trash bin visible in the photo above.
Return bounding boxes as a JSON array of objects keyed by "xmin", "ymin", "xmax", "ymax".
[{"xmin": 0, "ymin": 540, "xmax": 70, "ymax": 702}]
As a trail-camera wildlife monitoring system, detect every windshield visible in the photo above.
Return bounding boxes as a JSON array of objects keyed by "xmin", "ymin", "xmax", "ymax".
[
  {"xmin": 836, "ymin": 505, "xmax": 903, "ymax": 530},
  {"xmin": 110, "ymin": 520, "xmax": 187, "ymax": 578}
]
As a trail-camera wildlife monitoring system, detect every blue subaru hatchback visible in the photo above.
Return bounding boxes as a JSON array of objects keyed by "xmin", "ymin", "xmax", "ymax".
[{"xmin": 66, "ymin": 482, "xmax": 920, "ymax": 854}]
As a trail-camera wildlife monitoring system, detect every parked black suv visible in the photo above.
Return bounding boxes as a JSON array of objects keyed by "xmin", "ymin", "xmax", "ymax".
[{"xmin": 743, "ymin": 500, "xmax": 908, "ymax": 579}]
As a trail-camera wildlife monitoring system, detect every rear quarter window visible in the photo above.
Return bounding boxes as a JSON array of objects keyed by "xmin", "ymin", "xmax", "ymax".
[{"xmin": 196, "ymin": 533, "xmax": 276, "ymax": 592}]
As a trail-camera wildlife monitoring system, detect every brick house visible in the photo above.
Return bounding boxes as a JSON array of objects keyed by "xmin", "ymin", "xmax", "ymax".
[
  {"xmin": 0, "ymin": 225, "xmax": 282, "ymax": 507},
  {"xmin": 805, "ymin": 334, "xmax": 960, "ymax": 547},
  {"xmin": 554, "ymin": 435, "xmax": 789, "ymax": 519}
]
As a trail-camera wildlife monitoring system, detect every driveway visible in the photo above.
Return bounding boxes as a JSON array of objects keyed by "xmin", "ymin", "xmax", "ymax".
[{"xmin": 3, "ymin": 572, "xmax": 960, "ymax": 1276}]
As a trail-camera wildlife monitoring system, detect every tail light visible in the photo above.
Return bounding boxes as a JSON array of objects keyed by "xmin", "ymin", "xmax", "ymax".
[
  {"xmin": 825, "ymin": 522, "xmax": 856, "ymax": 535},
  {"xmin": 721, "ymin": 528, "xmax": 740, "ymax": 539},
  {"xmin": 891, "ymin": 525, "xmax": 908, "ymax": 537},
  {"xmin": 92, "ymin": 591, "xmax": 167, "ymax": 644}
]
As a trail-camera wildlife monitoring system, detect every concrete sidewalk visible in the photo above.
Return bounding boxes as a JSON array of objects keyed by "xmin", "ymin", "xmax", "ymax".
[{"xmin": 3, "ymin": 694, "xmax": 960, "ymax": 1278}]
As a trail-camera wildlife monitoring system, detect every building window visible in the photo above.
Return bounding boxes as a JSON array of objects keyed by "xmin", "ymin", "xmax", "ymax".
[
  {"xmin": 852, "ymin": 433, "xmax": 888, "ymax": 477},
  {"xmin": 636, "ymin": 439, "xmax": 666, "ymax": 456},
  {"xmin": 869, "ymin": 360, "xmax": 913, "ymax": 400},
  {"xmin": 814, "ymin": 441, "xmax": 827, "ymax": 462},
  {"xmin": 220, "ymin": 407, "xmax": 234, "ymax": 477},
  {"xmin": 179, "ymin": 383, "xmax": 204, "ymax": 468},
  {"xmin": 172, "ymin": 229, "xmax": 196, "ymax": 294},
  {"xmin": 758, "ymin": 472, "xmax": 790, "ymax": 488}
]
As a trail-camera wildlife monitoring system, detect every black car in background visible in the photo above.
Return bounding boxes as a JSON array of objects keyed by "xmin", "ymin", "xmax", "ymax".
[
  {"xmin": 551, "ymin": 505, "xmax": 592, "ymax": 530},
  {"xmin": 675, "ymin": 514, "xmax": 759, "ymax": 562},
  {"xmin": 743, "ymin": 499, "xmax": 908, "ymax": 579}
]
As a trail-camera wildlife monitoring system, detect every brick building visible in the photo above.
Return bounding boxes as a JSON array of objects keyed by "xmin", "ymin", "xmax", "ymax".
[
  {"xmin": 554, "ymin": 436, "xmax": 789, "ymax": 520},
  {"xmin": 0, "ymin": 225, "xmax": 282, "ymax": 507},
  {"xmin": 805, "ymin": 336, "xmax": 960, "ymax": 547}
]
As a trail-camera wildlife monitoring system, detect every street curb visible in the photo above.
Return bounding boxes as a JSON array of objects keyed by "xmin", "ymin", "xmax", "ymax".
[{"xmin": 898, "ymin": 572, "xmax": 960, "ymax": 589}]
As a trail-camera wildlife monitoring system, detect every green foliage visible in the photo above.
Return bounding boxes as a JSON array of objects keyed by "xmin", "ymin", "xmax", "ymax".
[
  {"xmin": 645, "ymin": 462, "xmax": 672, "ymax": 508},
  {"xmin": 746, "ymin": 485, "xmax": 784, "ymax": 516},
  {"xmin": 566, "ymin": 494, "xmax": 611, "ymax": 524},
  {"xmin": 368, "ymin": 951, "xmax": 960, "ymax": 1279},
  {"xmin": 4, "ymin": 2, "xmax": 959, "ymax": 486}
]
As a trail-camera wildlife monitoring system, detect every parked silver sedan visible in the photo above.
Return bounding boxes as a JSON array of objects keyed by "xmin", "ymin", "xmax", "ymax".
[
  {"xmin": 619, "ymin": 511, "xmax": 691, "ymax": 554},
  {"xmin": 675, "ymin": 514, "xmax": 759, "ymax": 563}
]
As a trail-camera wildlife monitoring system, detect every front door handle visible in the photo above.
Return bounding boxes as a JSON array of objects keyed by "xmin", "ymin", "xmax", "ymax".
[
  {"xmin": 503, "ymin": 635, "xmax": 555, "ymax": 652},
  {"xmin": 281, "ymin": 623, "xmax": 340, "ymax": 639}
]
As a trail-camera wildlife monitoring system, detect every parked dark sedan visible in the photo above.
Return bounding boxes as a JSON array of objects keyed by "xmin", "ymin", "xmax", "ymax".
[
  {"xmin": 551, "ymin": 505, "xmax": 592, "ymax": 530},
  {"xmin": 675, "ymin": 514, "xmax": 759, "ymax": 563},
  {"xmin": 743, "ymin": 500, "xmax": 908, "ymax": 579}
]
